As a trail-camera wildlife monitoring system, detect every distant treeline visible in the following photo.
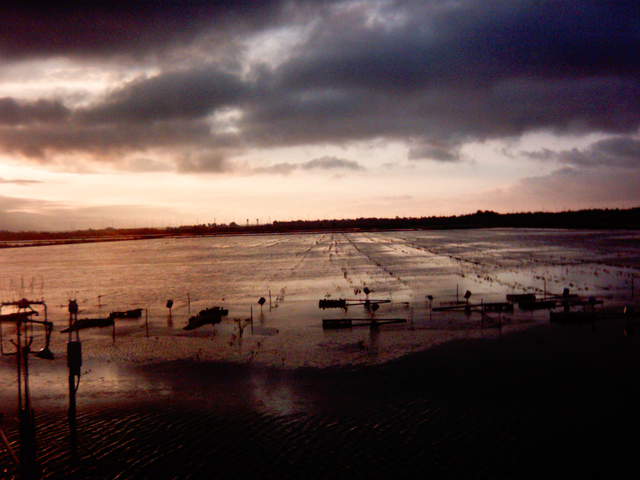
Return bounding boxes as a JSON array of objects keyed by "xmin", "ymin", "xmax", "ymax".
[{"xmin": 1, "ymin": 207, "xmax": 639, "ymax": 244}]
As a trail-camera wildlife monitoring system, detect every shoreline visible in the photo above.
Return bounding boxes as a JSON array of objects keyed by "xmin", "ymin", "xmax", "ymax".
[{"xmin": 2, "ymin": 207, "xmax": 639, "ymax": 250}]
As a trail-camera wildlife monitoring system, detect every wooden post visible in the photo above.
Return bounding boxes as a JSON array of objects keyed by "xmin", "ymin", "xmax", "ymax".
[
  {"xmin": 187, "ymin": 293, "xmax": 191, "ymax": 314},
  {"xmin": 67, "ymin": 300, "xmax": 79, "ymax": 448},
  {"xmin": 145, "ymin": 308, "xmax": 149, "ymax": 337},
  {"xmin": 269, "ymin": 290, "xmax": 272, "ymax": 311}
]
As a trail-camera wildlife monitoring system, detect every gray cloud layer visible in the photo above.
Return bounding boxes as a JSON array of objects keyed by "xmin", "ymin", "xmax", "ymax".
[
  {"xmin": 0, "ymin": 1, "xmax": 638, "ymax": 172},
  {"xmin": 523, "ymin": 136, "xmax": 640, "ymax": 169},
  {"xmin": 0, "ymin": 98, "xmax": 69, "ymax": 125},
  {"xmin": 252, "ymin": 156, "xmax": 364, "ymax": 175}
]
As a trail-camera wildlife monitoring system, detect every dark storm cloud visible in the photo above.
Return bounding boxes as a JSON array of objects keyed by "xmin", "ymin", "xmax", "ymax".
[
  {"xmin": 1, "ymin": 1, "xmax": 639, "ymax": 169},
  {"xmin": 251, "ymin": 0, "xmax": 640, "ymax": 145},
  {"xmin": 0, "ymin": 120, "xmax": 214, "ymax": 159},
  {"xmin": 523, "ymin": 136, "xmax": 640, "ymax": 169},
  {"xmin": 252, "ymin": 156, "xmax": 364, "ymax": 175},
  {"xmin": 81, "ymin": 67, "xmax": 248, "ymax": 123},
  {"xmin": 0, "ymin": 98, "xmax": 69, "ymax": 125},
  {"xmin": 0, "ymin": 1, "xmax": 292, "ymax": 58},
  {"xmin": 408, "ymin": 143, "xmax": 460, "ymax": 162},
  {"xmin": 281, "ymin": 1, "xmax": 640, "ymax": 89}
]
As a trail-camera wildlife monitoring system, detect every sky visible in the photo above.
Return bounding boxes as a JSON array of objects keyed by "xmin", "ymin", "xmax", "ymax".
[{"xmin": 0, "ymin": 0, "xmax": 639, "ymax": 231}]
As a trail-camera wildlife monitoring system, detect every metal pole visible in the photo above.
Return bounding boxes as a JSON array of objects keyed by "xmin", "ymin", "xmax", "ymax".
[
  {"xmin": 22, "ymin": 320, "xmax": 31, "ymax": 414},
  {"xmin": 16, "ymin": 318, "xmax": 22, "ymax": 413},
  {"xmin": 19, "ymin": 314, "xmax": 39, "ymax": 480},
  {"xmin": 67, "ymin": 301, "xmax": 79, "ymax": 453}
]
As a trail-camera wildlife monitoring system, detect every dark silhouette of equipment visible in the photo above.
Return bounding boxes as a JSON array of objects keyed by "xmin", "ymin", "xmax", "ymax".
[
  {"xmin": 184, "ymin": 307, "xmax": 229, "ymax": 330},
  {"xmin": 60, "ymin": 317, "xmax": 114, "ymax": 333},
  {"xmin": 66, "ymin": 299, "xmax": 81, "ymax": 455},
  {"xmin": 0, "ymin": 298, "xmax": 54, "ymax": 479},
  {"xmin": 319, "ymin": 298, "xmax": 390, "ymax": 310},
  {"xmin": 427, "ymin": 295, "xmax": 434, "ymax": 321},
  {"xmin": 319, "ymin": 299, "xmax": 347, "ymax": 309},
  {"xmin": 68, "ymin": 299, "xmax": 78, "ymax": 315}
]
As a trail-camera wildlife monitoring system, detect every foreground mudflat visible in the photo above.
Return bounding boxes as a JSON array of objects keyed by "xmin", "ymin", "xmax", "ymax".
[{"xmin": 2, "ymin": 316, "xmax": 640, "ymax": 479}]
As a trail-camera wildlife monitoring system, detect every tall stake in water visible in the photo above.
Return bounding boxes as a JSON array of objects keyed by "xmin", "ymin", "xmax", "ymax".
[{"xmin": 67, "ymin": 299, "xmax": 80, "ymax": 452}]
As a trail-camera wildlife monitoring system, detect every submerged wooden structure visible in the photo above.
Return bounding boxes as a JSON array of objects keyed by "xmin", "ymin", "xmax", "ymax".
[
  {"xmin": 518, "ymin": 299, "xmax": 557, "ymax": 311},
  {"xmin": 506, "ymin": 293, "xmax": 536, "ymax": 303},
  {"xmin": 184, "ymin": 307, "xmax": 229, "ymax": 330},
  {"xmin": 433, "ymin": 301, "xmax": 513, "ymax": 313},
  {"xmin": 61, "ymin": 317, "xmax": 114, "ymax": 333},
  {"xmin": 319, "ymin": 298, "xmax": 391, "ymax": 309},
  {"xmin": 322, "ymin": 318, "xmax": 406, "ymax": 329},
  {"xmin": 108, "ymin": 308, "xmax": 143, "ymax": 319}
]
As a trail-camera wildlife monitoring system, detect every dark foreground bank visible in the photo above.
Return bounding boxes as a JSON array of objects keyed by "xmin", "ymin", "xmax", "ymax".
[{"xmin": 2, "ymin": 315, "xmax": 640, "ymax": 479}]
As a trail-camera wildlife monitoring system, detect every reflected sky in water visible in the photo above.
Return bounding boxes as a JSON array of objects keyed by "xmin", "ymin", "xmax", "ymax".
[{"xmin": 1, "ymin": 229, "xmax": 639, "ymax": 407}]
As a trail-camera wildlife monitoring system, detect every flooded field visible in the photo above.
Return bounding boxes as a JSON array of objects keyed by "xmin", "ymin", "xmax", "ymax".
[
  {"xmin": 1, "ymin": 229, "xmax": 639, "ymax": 405},
  {"xmin": 1, "ymin": 229, "xmax": 640, "ymax": 479}
]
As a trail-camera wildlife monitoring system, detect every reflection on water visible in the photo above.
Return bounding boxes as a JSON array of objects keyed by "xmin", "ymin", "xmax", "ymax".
[
  {"xmin": 249, "ymin": 370, "xmax": 297, "ymax": 416},
  {"xmin": 0, "ymin": 229, "xmax": 638, "ymax": 401}
]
